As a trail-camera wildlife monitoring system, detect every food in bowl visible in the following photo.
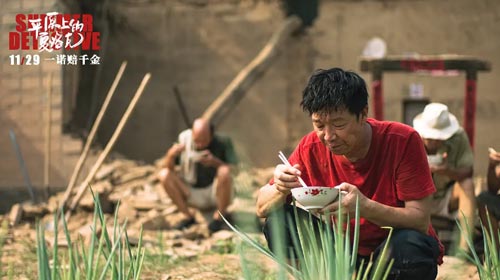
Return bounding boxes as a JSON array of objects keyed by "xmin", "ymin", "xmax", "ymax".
[{"xmin": 291, "ymin": 186, "xmax": 340, "ymax": 210}]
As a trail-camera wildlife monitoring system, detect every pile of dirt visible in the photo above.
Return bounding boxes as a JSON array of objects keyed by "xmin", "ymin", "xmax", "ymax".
[{"xmin": 0, "ymin": 157, "xmax": 272, "ymax": 273}]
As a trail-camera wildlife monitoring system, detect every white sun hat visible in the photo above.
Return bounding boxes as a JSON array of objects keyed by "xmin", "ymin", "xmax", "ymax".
[{"xmin": 413, "ymin": 103, "xmax": 460, "ymax": 140}]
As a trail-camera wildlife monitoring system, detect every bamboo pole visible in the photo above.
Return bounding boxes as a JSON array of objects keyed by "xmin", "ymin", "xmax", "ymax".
[
  {"xmin": 44, "ymin": 73, "xmax": 53, "ymax": 197},
  {"xmin": 59, "ymin": 61, "xmax": 127, "ymax": 209},
  {"xmin": 9, "ymin": 129, "xmax": 35, "ymax": 203},
  {"xmin": 202, "ymin": 15, "xmax": 302, "ymax": 126},
  {"xmin": 67, "ymin": 73, "xmax": 151, "ymax": 214},
  {"xmin": 173, "ymin": 85, "xmax": 192, "ymax": 128}
]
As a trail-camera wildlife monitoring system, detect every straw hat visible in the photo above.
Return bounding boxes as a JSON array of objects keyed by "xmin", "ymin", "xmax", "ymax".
[{"xmin": 413, "ymin": 103, "xmax": 460, "ymax": 140}]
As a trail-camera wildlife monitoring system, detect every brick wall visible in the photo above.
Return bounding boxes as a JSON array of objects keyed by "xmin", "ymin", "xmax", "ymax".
[{"xmin": 0, "ymin": 0, "xmax": 83, "ymax": 198}]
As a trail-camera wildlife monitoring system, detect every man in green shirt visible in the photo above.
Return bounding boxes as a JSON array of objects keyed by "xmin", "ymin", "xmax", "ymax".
[
  {"xmin": 158, "ymin": 118, "xmax": 238, "ymax": 233},
  {"xmin": 413, "ymin": 103, "xmax": 475, "ymax": 252}
]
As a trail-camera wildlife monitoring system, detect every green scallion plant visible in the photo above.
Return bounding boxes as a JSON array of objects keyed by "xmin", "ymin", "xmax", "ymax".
[
  {"xmin": 223, "ymin": 194, "xmax": 393, "ymax": 279},
  {"xmin": 457, "ymin": 210, "xmax": 500, "ymax": 279},
  {"xmin": 36, "ymin": 188, "xmax": 146, "ymax": 280}
]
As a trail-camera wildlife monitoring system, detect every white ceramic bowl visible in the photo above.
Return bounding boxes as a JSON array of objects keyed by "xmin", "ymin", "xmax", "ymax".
[
  {"xmin": 427, "ymin": 154, "xmax": 443, "ymax": 165},
  {"xmin": 189, "ymin": 150, "xmax": 205, "ymax": 162},
  {"xmin": 291, "ymin": 186, "xmax": 340, "ymax": 210}
]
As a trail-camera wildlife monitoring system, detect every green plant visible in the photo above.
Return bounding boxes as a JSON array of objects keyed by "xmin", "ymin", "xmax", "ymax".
[
  {"xmin": 0, "ymin": 219, "xmax": 9, "ymax": 277},
  {"xmin": 36, "ymin": 189, "xmax": 146, "ymax": 280},
  {"xmin": 155, "ymin": 230, "xmax": 167, "ymax": 265},
  {"xmin": 237, "ymin": 243, "xmax": 278, "ymax": 280},
  {"xmin": 457, "ymin": 211, "xmax": 500, "ymax": 279},
  {"xmin": 213, "ymin": 238, "xmax": 237, "ymax": 255},
  {"xmin": 223, "ymin": 195, "xmax": 393, "ymax": 280}
]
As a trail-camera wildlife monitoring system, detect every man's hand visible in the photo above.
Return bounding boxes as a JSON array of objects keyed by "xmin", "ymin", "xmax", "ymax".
[
  {"xmin": 489, "ymin": 148, "xmax": 500, "ymax": 165},
  {"xmin": 273, "ymin": 163, "xmax": 302, "ymax": 195},
  {"xmin": 255, "ymin": 163, "xmax": 302, "ymax": 217},
  {"xmin": 319, "ymin": 182, "xmax": 368, "ymax": 218},
  {"xmin": 319, "ymin": 182, "xmax": 431, "ymax": 233},
  {"xmin": 489, "ymin": 148, "xmax": 500, "ymax": 177},
  {"xmin": 430, "ymin": 152, "xmax": 473, "ymax": 181},
  {"xmin": 197, "ymin": 150, "xmax": 223, "ymax": 167},
  {"xmin": 429, "ymin": 152, "xmax": 449, "ymax": 175}
]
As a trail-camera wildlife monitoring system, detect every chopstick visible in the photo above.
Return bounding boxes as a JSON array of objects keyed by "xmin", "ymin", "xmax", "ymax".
[{"xmin": 278, "ymin": 151, "xmax": 308, "ymax": 188}]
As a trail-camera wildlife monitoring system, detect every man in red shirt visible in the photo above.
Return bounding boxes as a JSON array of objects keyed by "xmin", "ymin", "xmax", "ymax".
[{"xmin": 256, "ymin": 68, "xmax": 443, "ymax": 279}]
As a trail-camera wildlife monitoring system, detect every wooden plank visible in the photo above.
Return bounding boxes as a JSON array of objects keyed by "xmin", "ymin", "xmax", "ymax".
[
  {"xmin": 112, "ymin": 166, "xmax": 155, "ymax": 185},
  {"xmin": 60, "ymin": 62, "xmax": 127, "ymax": 210},
  {"xmin": 360, "ymin": 55, "xmax": 491, "ymax": 72},
  {"xmin": 8, "ymin": 204, "xmax": 23, "ymax": 226}
]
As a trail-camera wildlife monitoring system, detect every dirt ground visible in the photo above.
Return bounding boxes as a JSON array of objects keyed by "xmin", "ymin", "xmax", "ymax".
[
  {"xmin": 0, "ymin": 162, "xmax": 483, "ymax": 279},
  {"xmin": 1, "ymin": 1, "xmax": 499, "ymax": 279}
]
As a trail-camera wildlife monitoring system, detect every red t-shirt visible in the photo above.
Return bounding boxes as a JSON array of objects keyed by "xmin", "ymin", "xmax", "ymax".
[{"xmin": 284, "ymin": 118, "xmax": 444, "ymax": 264}]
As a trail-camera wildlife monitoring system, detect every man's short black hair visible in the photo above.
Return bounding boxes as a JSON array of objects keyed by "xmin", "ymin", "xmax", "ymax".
[{"xmin": 300, "ymin": 68, "xmax": 368, "ymax": 118}]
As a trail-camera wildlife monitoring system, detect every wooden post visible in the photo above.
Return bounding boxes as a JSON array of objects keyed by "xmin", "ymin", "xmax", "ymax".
[
  {"xmin": 44, "ymin": 73, "xmax": 53, "ymax": 197},
  {"xmin": 66, "ymin": 73, "xmax": 151, "ymax": 214},
  {"xmin": 202, "ymin": 15, "xmax": 303, "ymax": 126},
  {"xmin": 372, "ymin": 69, "xmax": 383, "ymax": 120},
  {"xmin": 464, "ymin": 70, "xmax": 477, "ymax": 148},
  {"xmin": 60, "ymin": 62, "xmax": 127, "ymax": 209},
  {"xmin": 173, "ymin": 85, "xmax": 192, "ymax": 128}
]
